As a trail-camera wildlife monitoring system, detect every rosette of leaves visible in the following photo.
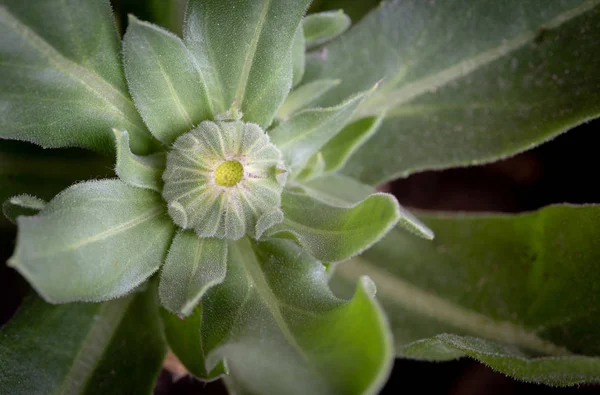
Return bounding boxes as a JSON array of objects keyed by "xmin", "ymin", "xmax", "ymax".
[
  {"xmin": 2, "ymin": 0, "xmax": 600, "ymax": 393},
  {"xmin": 0, "ymin": 0, "xmax": 432, "ymax": 393}
]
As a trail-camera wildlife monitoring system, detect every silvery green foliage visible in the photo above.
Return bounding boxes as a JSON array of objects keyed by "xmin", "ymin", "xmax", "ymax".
[
  {"xmin": 1, "ymin": 1, "xmax": 406, "ymax": 394},
  {"xmin": 4, "ymin": 0, "xmax": 598, "ymax": 393}
]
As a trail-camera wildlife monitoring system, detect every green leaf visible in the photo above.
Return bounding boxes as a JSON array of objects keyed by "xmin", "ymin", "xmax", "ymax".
[
  {"xmin": 0, "ymin": 140, "xmax": 114, "ymax": 228},
  {"xmin": 113, "ymin": 129, "xmax": 165, "ymax": 192},
  {"xmin": 318, "ymin": 115, "xmax": 384, "ymax": 174},
  {"xmin": 8, "ymin": 179, "xmax": 175, "ymax": 303},
  {"xmin": 303, "ymin": 10, "xmax": 351, "ymax": 49},
  {"xmin": 291, "ymin": 23, "xmax": 306, "ymax": 87},
  {"xmin": 276, "ymin": 78, "xmax": 341, "ymax": 120},
  {"xmin": 159, "ymin": 231, "xmax": 228, "ymax": 317},
  {"xmin": 267, "ymin": 189, "xmax": 400, "ymax": 262},
  {"xmin": 305, "ymin": 0, "xmax": 600, "ymax": 184},
  {"xmin": 0, "ymin": 0, "xmax": 156, "ymax": 154},
  {"xmin": 123, "ymin": 16, "xmax": 214, "ymax": 145},
  {"xmin": 184, "ymin": 0, "xmax": 311, "ymax": 126},
  {"xmin": 270, "ymin": 86, "xmax": 376, "ymax": 174},
  {"xmin": 0, "ymin": 288, "xmax": 166, "ymax": 394},
  {"xmin": 300, "ymin": 174, "xmax": 434, "ymax": 239},
  {"xmin": 2, "ymin": 194, "xmax": 46, "ymax": 224},
  {"xmin": 160, "ymin": 305, "xmax": 227, "ymax": 381},
  {"xmin": 199, "ymin": 238, "xmax": 393, "ymax": 394},
  {"xmin": 295, "ymin": 152, "xmax": 326, "ymax": 181},
  {"xmin": 331, "ymin": 205, "xmax": 600, "ymax": 385}
]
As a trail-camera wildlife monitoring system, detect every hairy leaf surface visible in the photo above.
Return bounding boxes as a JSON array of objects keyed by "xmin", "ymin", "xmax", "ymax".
[
  {"xmin": 331, "ymin": 205, "xmax": 600, "ymax": 385},
  {"xmin": 0, "ymin": 0, "xmax": 155, "ymax": 154},
  {"xmin": 0, "ymin": 289, "xmax": 166, "ymax": 394},
  {"xmin": 9, "ymin": 180, "xmax": 175, "ymax": 303},
  {"xmin": 306, "ymin": 0, "xmax": 600, "ymax": 184}
]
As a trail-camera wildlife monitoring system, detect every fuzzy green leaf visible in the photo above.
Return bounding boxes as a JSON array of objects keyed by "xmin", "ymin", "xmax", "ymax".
[
  {"xmin": 276, "ymin": 78, "xmax": 341, "ymax": 120},
  {"xmin": 113, "ymin": 129, "xmax": 165, "ymax": 192},
  {"xmin": 303, "ymin": 10, "xmax": 351, "ymax": 49},
  {"xmin": 184, "ymin": 0, "xmax": 311, "ymax": 127},
  {"xmin": 270, "ymin": 86, "xmax": 375, "ymax": 174},
  {"xmin": 159, "ymin": 231, "xmax": 228, "ymax": 317},
  {"xmin": 2, "ymin": 194, "xmax": 46, "ymax": 224},
  {"xmin": 160, "ymin": 306, "xmax": 227, "ymax": 381},
  {"xmin": 8, "ymin": 180, "xmax": 175, "ymax": 303},
  {"xmin": 306, "ymin": 0, "xmax": 600, "ymax": 184},
  {"xmin": 318, "ymin": 115, "xmax": 384, "ymax": 174},
  {"xmin": 0, "ymin": 0, "xmax": 155, "ymax": 154},
  {"xmin": 267, "ymin": 189, "xmax": 400, "ymax": 262},
  {"xmin": 0, "ymin": 289, "xmax": 166, "ymax": 394},
  {"xmin": 291, "ymin": 23, "xmax": 306, "ymax": 87},
  {"xmin": 123, "ymin": 16, "xmax": 214, "ymax": 145},
  {"xmin": 197, "ymin": 238, "xmax": 393, "ymax": 394},
  {"xmin": 331, "ymin": 205, "xmax": 600, "ymax": 386},
  {"xmin": 300, "ymin": 174, "xmax": 434, "ymax": 239}
]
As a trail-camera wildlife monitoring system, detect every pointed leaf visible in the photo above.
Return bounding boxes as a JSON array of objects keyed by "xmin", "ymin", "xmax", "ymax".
[
  {"xmin": 2, "ymin": 194, "xmax": 45, "ymax": 224},
  {"xmin": 198, "ymin": 238, "xmax": 393, "ymax": 394},
  {"xmin": 0, "ymin": 0, "xmax": 155, "ymax": 154},
  {"xmin": 267, "ymin": 189, "xmax": 400, "ymax": 262},
  {"xmin": 276, "ymin": 78, "xmax": 341, "ymax": 120},
  {"xmin": 160, "ymin": 306, "xmax": 227, "ymax": 381},
  {"xmin": 123, "ymin": 16, "xmax": 214, "ymax": 144},
  {"xmin": 319, "ymin": 115, "xmax": 384, "ymax": 174},
  {"xmin": 0, "ymin": 289, "xmax": 166, "ymax": 394},
  {"xmin": 270, "ymin": 86, "xmax": 375, "ymax": 174},
  {"xmin": 113, "ymin": 129, "xmax": 165, "ymax": 192},
  {"xmin": 303, "ymin": 10, "xmax": 351, "ymax": 49},
  {"xmin": 8, "ymin": 180, "xmax": 175, "ymax": 303},
  {"xmin": 159, "ymin": 231, "xmax": 227, "ymax": 317},
  {"xmin": 301, "ymin": 174, "xmax": 434, "ymax": 239},
  {"xmin": 331, "ymin": 205, "xmax": 600, "ymax": 385},
  {"xmin": 184, "ymin": 0, "xmax": 311, "ymax": 126},
  {"xmin": 296, "ymin": 152, "xmax": 326, "ymax": 181},
  {"xmin": 291, "ymin": 23, "xmax": 306, "ymax": 87},
  {"xmin": 306, "ymin": 1, "xmax": 600, "ymax": 184}
]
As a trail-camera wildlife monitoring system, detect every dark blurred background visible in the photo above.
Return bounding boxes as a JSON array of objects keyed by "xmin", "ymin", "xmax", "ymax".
[{"xmin": 1, "ymin": 0, "xmax": 599, "ymax": 393}]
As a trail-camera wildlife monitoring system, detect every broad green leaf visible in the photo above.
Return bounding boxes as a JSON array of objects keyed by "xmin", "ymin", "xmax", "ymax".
[
  {"xmin": 303, "ymin": 10, "xmax": 351, "ymax": 49},
  {"xmin": 276, "ymin": 78, "xmax": 341, "ymax": 120},
  {"xmin": 291, "ymin": 23, "xmax": 306, "ymax": 87},
  {"xmin": 160, "ymin": 305, "xmax": 227, "ymax": 381},
  {"xmin": 8, "ymin": 180, "xmax": 175, "ymax": 303},
  {"xmin": 184, "ymin": 0, "xmax": 312, "ymax": 126},
  {"xmin": 270, "ymin": 86, "xmax": 375, "ymax": 174},
  {"xmin": 331, "ymin": 205, "xmax": 600, "ymax": 385},
  {"xmin": 2, "ymin": 194, "xmax": 45, "ymax": 224},
  {"xmin": 305, "ymin": 0, "xmax": 600, "ymax": 184},
  {"xmin": 0, "ymin": 140, "xmax": 113, "ymax": 228},
  {"xmin": 113, "ymin": 129, "xmax": 165, "ymax": 192},
  {"xmin": 0, "ymin": 0, "xmax": 156, "ymax": 154},
  {"xmin": 123, "ymin": 16, "xmax": 214, "ymax": 144},
  {"xmin": 199, "ymin": 238, "xmax": 393, "ymax": 394},
  {"xmin": 300, "ymin": 174, "xmax": 434, "ymax": 239},
  {"xmin": 0, "ymin": 289, "xmax": 166, "ymax": 394},
  {"xmin": 159, "ymin": 231, "xmax": 227, "ymax": 317},
  {"xmin": 267, "ymin": 189, "xmax": 400, "ymax": 262},
  {"xmin": 318, "ymin": 115, "xmax": 384, "ymax": 174}
]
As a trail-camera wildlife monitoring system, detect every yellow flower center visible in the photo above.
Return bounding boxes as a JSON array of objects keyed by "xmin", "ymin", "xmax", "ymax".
[{"xmin": 215, "ymin": 160, "xmax": 244, "ymax": 187}]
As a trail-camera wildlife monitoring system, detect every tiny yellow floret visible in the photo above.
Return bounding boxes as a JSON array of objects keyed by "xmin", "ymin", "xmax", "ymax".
[{"xmin": 215, "ymin": 160, "xmax": 244, "ymax": 187}]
